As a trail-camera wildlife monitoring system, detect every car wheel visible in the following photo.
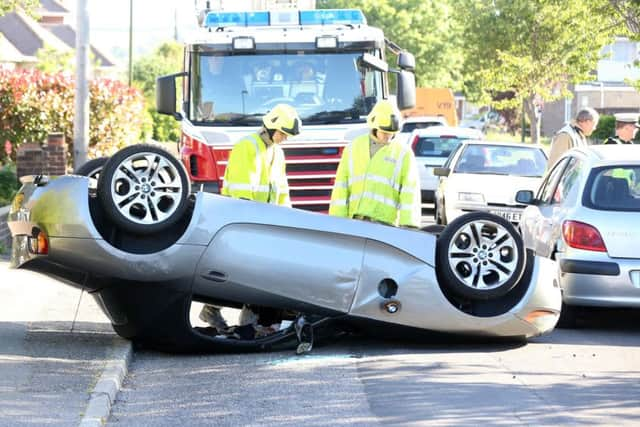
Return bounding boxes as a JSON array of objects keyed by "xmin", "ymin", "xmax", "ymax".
[
  {"xmin": 74, "ymin": 157, "xmax": 109, "ymax": 180},
  {"xmin": 97, "ymin": 144, "xmax": 190, "ymax": 235},
  {"xmin": 436, "ymin": 212, "xmax": 525, "ymax": 300}
]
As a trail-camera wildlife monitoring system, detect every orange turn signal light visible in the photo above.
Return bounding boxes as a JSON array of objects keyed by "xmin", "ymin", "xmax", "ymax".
[
  {"xmin": 28, "ymin": 230, "xmax": 49, "ymax": 255},
  {"xmin": 524, "ymin": 309, "xmax": 557, "ymax": 324}
]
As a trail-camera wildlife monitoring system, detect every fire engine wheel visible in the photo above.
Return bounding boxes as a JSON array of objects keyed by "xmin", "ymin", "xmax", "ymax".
[
  {"xmin": 435, "ymin": 212, "xmax": 525, "ymax": 301},
  {"xmin": 74, "ymin": 157, "xmax": 109, "ymax": 180},
  {"xmin": 97, "ymin": 144, "xmax": 190, "ymax": 235}
]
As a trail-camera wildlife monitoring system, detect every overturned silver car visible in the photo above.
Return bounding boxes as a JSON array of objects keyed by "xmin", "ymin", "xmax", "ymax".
[{"xmin": 8, "ymin": 145, "xmax": 561, "ymax": 352}]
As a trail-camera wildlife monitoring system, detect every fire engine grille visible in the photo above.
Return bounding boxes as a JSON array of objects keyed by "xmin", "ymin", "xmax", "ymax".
[{"xmin": 281, "ymin": 143, "xmax": 346, "ymax": 212}]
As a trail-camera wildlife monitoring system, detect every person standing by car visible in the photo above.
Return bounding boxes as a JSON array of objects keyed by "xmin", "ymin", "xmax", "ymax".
[
  {"xmin": 329, "ymin": 99, "xmax": 421, "ymax": 228},
  {"xmin": 199, "ymin": 104, "xmax": 302, "ymax": 332},
  {"xmin": 547, "ymin": 107, "xmax": 599, "ymax": 168},
  {"xmin": 603, "ymin": 113, "xmax": 640, "ymax": 145}
]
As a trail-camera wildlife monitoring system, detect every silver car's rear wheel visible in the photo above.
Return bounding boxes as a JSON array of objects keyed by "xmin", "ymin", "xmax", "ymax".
[
  {"xmin": 436, "ymin": 212, "xmax": 525, "ymax": 300},
  {"xmin": 97, "ymin": 144, "xmax": 190, "ymax": 235}
]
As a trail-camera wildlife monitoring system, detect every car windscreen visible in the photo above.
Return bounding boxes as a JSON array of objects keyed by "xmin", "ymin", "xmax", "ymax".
[
  {"xmin": 453, "ymin": 144, "xmax": 548, "ymax": 176},
  {"xmin": 413, "ymin": 137, "xmax": 466, "ymax": 158},
  {"xmin": 584, "ymin": 166, "xmax": 640, "ymax": 211},
  {"xmin": 401, "ymin": 121, "xmax": 445, "ymax": 133}
]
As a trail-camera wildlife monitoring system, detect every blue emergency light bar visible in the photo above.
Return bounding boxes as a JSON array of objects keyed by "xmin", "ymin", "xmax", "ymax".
[{"xmin": 203, "ymin": 8, "xmax": 366, "ymax": 28}]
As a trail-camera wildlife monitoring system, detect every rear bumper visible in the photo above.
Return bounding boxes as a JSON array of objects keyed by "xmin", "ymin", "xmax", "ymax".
[{"xmin": 560, "ymin": 257, "xmax": 640, "ymax": 307}]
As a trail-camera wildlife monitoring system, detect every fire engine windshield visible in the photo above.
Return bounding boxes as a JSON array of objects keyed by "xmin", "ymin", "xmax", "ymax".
[{"xmin": 190, "ymin": 52, "xmax": 383, "ymax": 125}]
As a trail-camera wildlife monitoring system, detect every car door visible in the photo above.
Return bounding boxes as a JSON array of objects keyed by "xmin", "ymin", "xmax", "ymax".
[{"xmin": 524, "ymin": 156, "xmax": 584, "ymax": 258}]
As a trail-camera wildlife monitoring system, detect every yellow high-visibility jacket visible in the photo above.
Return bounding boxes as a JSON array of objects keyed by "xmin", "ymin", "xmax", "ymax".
[
  {"xmin": 329, "ymin": 133, "xmax": 421, "ymax": 227},
  {"xmin": 221, "ymin": 132, "xmax": 291, "ymax": 207}
]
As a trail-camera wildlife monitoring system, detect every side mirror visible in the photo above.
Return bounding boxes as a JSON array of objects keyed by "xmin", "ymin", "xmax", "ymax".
[
  {"xmin": 397, "ymin": 51, "xmax": 415, "ymax": 71},
  {"xmin": 433, "ymin": 167, "xmax": 450, "ymax": 177},
  {"xmin": 515, "ymin": 190, "xmax": 535, "ymax": 205},
  {"xmin": 156, "ymin": 72, "xmax": 186, "ymax": 120},
  {"xmin": 396, "ymin": 70, "xmax": 416, "ymax": 110}
]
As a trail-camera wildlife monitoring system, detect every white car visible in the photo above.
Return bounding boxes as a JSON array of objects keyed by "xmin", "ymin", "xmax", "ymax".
[
  {"xmin": 409, "ymin": 126, "xmax": 483, "ymax": 205},
  {"xmin": 396, "ymin": 115, "xmax": 449, "ymax": 145},
  {"xmin": 434, "ymin": 140, "xmax": 548, "ymax": 225}
]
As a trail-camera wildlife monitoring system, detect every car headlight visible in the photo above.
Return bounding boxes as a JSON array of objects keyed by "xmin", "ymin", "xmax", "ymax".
[{"xmin": 458, "ymin": 192, "xmax": 485, "ymax": 203}]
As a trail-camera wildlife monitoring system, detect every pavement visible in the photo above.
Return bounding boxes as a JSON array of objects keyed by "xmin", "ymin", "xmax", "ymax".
[{"xmin": 0, "ymin": 255, "xmax": 131, "ymax": 427}]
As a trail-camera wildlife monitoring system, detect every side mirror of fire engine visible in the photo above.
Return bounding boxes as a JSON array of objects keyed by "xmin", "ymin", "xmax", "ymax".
[
  {"xmin": 396, "ymin": 70, "xmax": 416, "ymax": 110},
  {"xmin": 156, "ymin": 72, "xmax": 186, "ymax": 120},
  {"xmin": 397, "ymin": 52, "xmax": 415, "ymax": 71}
]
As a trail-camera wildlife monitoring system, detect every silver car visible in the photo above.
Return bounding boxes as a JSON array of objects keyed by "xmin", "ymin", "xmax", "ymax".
[
  {"xmin": 516, "ymin": 145, "xmax": 640, "ymax": 327},
  {"xmin": 8, "ymin": 144, "xmax": 560, "ymax": 352}
]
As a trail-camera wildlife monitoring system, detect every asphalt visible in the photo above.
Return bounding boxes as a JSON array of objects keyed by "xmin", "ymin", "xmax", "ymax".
[{"xmin": 0, "ymin": 255, "xmax": 131, "ymax": 427}]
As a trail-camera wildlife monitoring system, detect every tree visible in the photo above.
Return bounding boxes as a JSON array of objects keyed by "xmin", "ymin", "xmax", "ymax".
[
  {"xmin": 318, "ymin": 0, "xmax": 464, "ymax": 90},
  {"xmin": 132, "ymin": 41, "xmax": 183, "ymax": 142},
  {"xmin": 459, "ymin": 0, "xmax": 620, "ymax": 143},
  {"xmin": 0, "ymin": 0, "xmax": 37, "ymax": 16}
]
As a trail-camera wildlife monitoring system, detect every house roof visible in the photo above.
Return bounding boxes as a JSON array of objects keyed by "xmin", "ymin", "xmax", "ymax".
[
  {"xmin": 44, "ymin": 24, "xmax": 115, "ymax": 67},
  {"xmin": 0, "ymin": 33, "xmax": 36, "ymax": 63},
  {"xmin": 38, "ymin": 0, "xmax": 69, "ymax": 14},
  {"xmin": 0, "ymin": 8, "xmax": 115, "ymax": 68}
]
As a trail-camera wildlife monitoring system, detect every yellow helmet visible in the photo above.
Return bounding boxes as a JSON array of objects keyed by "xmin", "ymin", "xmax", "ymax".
[
  {"xmin": 262, "ymin": 104, "xmax": 301, "ymax": 136},
  {"xmin": 367, "ymin": 100, "xmax": 401, "ymax": 133}
]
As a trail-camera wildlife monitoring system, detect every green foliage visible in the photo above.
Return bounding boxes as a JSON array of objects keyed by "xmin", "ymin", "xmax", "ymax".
[
  {"xmin": 318, "ymin": 0, "xmax": 464, "ymax": 90},
  {"xmin": 458, "ymin": 0, "xmax": 620, "ymax": 143},
  {"xmin": 0, "ymin": 0, "xmax": 38, "ymax": 16},
  {"xmin": 0, "ymin": 163, "xmax": 19, "ymax": 206},
  {"xmin": 35, "ymin": 45, "xmax": 75, "ymax": 73},
  {"xmin": 0, "ymin": 69, "xmax": 148, "ymax": 164},
  {"xmin": 132, "ymin": 41, "xmax": 182, "ymax": 142},
  {"xmin": 592, "ymin": 114, "xmax": 616, "ymax": 142}
]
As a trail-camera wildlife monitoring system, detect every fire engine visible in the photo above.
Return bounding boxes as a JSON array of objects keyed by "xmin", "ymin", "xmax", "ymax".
[{"xmin": 156, "ymin": 0, "xmax": 416, "ymax": 212}]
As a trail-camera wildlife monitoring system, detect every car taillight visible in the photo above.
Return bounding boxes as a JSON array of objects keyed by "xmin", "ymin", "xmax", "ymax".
[
  {"xmin": 28, "ymin": 229, "xmax": 48, "ymax": 255},
  {"xmin": 562, "ymin": 220, "xmax": 607, "ymax": 252},
  {"xmin": 411, "ymin": 135, "xmax": 420, "ymax": 152}
]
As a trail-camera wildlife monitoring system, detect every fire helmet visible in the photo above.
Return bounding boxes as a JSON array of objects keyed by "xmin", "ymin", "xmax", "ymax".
[{"xmin": 262, "ymin": 104, "xmax": 301, "ymax": 136}]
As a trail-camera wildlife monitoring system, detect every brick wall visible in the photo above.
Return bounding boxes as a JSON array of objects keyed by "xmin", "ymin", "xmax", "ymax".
[{"xmin": 16, "ymin": 133, "xmax": 67, "ymax": 179}]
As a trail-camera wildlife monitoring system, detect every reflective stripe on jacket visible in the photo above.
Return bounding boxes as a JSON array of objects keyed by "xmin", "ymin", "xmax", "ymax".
[
  {"xmin": 329, "ymin": 133, "xmax": 421, "ymax": 227},
  {"xmin": 221, "ymin": 132, "xmax": 291, "ymax": 206}
]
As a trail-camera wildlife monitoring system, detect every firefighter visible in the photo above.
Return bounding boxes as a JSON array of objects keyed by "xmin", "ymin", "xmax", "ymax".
[
  {"xmin": 603, "ymin": 113, "xmax": 640, "ymax": 145},
  {"xmin": 199, "ymin": 103, "xmax": 301, "ymax": 332},
  {"xmin": 329, "ymin": 99, "xmax": 421, "ymax": 228}
]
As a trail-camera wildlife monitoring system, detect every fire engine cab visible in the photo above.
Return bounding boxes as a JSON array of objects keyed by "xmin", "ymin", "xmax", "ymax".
[{"xmin": 157, "ymin": 1, "xmax": 416, "ymax": 212}]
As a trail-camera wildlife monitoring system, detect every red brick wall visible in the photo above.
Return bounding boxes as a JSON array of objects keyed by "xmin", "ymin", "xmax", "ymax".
[{"xmin": 16, "ymin": 134, "xmax": 68, "ymax": 179}]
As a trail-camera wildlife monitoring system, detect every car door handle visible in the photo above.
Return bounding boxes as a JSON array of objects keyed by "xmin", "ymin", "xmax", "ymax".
[{"xmin": 200, "ymin": 270, "xmax": 227, "ymax": 283}]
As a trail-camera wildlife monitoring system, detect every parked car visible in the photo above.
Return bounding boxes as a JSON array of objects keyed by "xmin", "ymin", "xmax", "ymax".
[
  {"xmin": 7, "ymin": 144, "xmax": 560, "ymax": 353},
  {"xmin": 434, "ymin": 140, "xmax": 548, "ymax": 225},
  {"xmin": 516, "ymin": 145, "xmax": 640, "ymax": 327},
  {"xmin": 409, "ymin": 126, "xmax": 483, "ymax": 205},
  {"xmin": 397, "ymin": 115, "xmax": 449, "ymax": 145}
]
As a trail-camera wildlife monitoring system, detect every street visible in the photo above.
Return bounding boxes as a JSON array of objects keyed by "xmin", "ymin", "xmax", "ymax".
[{"xmin": 3, "ymin": 252, "xmax": 640, "ymax": 426}]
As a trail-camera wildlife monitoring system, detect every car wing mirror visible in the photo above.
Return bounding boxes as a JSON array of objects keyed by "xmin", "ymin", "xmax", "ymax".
[
  {"xmin": 433, "ymin": 167, "xmax": 450, "ymax": 177},
  {"xmin": 515, "ymin": 190, "xmax": 535, "ymax": 205}
]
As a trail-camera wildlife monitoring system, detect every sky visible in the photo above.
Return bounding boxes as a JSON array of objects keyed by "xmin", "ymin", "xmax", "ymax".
[{"xmin": 68, "ymin": 0, "xmax": 198, "ymax": 66}]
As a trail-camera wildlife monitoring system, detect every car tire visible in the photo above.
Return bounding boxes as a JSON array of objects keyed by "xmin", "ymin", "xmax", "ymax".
[
  {"xmin": 436, "ymin": 211, "xmax": 526, "ymax": 300},
  {"xmin": 74, "ymin": 157, "xmax": 109, "ymax": 180},
  {"xmin": 97, "ymin": 144, "xmax": 190, "ymax": 235}
]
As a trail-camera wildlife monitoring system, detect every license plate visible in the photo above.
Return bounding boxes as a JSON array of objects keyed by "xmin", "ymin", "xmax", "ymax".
[{"xmin": 490, "ymin": 210, "xmax": 521, "ymax": 222}]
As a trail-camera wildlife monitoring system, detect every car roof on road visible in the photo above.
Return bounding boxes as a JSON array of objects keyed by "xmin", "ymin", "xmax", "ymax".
[{"xmin": 462, "ymin": 139, "xmax": 546, "ymax": 149}]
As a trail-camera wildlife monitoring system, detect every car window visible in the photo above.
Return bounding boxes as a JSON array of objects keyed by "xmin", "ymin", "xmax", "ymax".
[
  {"xmin": 453, "ymin": 144, "xmax": 547, "ymax": 176},
  {"xmin": 552, "ymin": 157, "xmax": 583, "ymax": 205},
  {"xmin": 537, "ymin": 158, "xmax": 569, "ymax": 204},
  {"xmin": 413, "ymin": 137, "xmax": 466, "ymax": 158},
  {"xmin": 401, "ymin": 121, "xmax": 445, "ymax": 133},
  {"xmin": 443, "ymin": 143, "xmax": 464, "ymax": 168},
  {"xmin": 585, "ymin": 165, "xmax": 640, "ymax": 211}
]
